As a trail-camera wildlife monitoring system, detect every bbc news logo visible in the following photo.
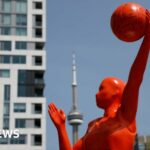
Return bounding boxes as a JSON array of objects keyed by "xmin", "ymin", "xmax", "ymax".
[{"xmin": 0, "ymin": 130, "xmax": 20, "ymax": 138}]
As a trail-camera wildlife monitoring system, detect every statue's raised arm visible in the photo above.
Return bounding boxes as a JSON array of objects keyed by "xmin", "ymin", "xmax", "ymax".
[{"xmin": 120, "ymin": 10, "xmax": 150, "ymax": 124}]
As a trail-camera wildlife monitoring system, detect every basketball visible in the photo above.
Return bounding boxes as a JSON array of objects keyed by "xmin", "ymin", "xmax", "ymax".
[{"xmin": 111, "ymin": 2, "xmax": 146, "ymax": 42}]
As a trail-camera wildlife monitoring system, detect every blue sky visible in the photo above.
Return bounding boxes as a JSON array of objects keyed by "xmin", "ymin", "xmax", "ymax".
[{"xmin": 45, "ymin": 0, "xmax": 150, "ymax": 149}]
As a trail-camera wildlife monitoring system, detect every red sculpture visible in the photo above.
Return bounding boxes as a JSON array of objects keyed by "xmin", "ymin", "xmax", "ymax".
[{"xmin": 48, "ymin": 6, "xmax": 150, "ymax": 150}]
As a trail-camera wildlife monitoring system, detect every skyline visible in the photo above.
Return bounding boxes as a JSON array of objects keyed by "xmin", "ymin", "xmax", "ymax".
[{"xmin": 45, "ymin": 1, "xmax": 150, "ymax": 150}]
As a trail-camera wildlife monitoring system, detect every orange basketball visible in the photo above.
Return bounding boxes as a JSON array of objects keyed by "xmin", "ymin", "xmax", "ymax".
[{"xmin": 111, "ymin": 2, "xmax": 146, "ymax": 42}]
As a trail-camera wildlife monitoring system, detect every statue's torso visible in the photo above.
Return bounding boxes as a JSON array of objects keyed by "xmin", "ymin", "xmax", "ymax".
[{"xmin": 82, "ymin": 116, "xmax": 136, "ymax": 150}]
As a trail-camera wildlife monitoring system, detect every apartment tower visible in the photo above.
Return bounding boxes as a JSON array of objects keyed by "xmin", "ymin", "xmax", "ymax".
[{"xmin": 0, "ymin": 0, "xmax": 46, "ymax": 150}]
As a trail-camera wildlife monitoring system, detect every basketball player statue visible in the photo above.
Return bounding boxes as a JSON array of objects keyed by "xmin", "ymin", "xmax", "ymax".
[{"xmin": 48, "ymin": 3, "xmax": 150, "ymax": 150}]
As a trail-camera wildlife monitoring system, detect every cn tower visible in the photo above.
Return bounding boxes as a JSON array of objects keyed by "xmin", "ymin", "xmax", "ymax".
[{"xmin": 67, "ymin": 53, "xmax": 83, "ymax": 144}]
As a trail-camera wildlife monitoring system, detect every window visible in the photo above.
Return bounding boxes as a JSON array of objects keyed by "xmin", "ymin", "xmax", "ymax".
[
  {"xmin": 3, "ymin": 118, "xmax": 9, "ymax": 129},
  {"xmin": 35, "ymin": 15, "xmax": 42, "ymax": 26},
  {"xmin": 34, "ymin": 2, "xmax": 42, "ymax": 9},
  {"xmin": 16, "ymin": 0, "xmax": 27, "ymax": 13},
  {"xmin": 16, "ymin": 41, "xmax": 27, "ymax": 50},
  {"xmin": 10, "ymin": 135, "xmax": 27, "ymax": 144},
  {"xmin": 18, "ymin": 135, "xmax": 27, "ymax": 144},
  {"xmin": 14, "ymin": 103, "xmax": 26, "ymax": 112},
  {"xmin": 16, "ymin": 28, "xmax": 27, "ymax": 36},
  {"xmin": 35, "ymin": 28, "xmax": 42, "ymax": 37},
  {"xmin": 35, "ymin": 42, "xmax": 44, "ymax": 50},
  {"xmin": 34, "ymin": 72, "xmax": 44, "ymax": 84},
  {"xmin": 34, "ymin": 119, "xmax": 41, "ymax": 128},
  {"xmin": 18, "ymin": 85, "xmax": 44, "ymax": 97},
  {"xmin": 15, "ymin": 119, "xmax": 26, "ymax": 128},
  {"xmin": 12, "ymin": 56, "xmax": 26, "ymax": 64},
  {"xmin": 32, "ymin": 135, "xmax": 42, "ymax": 146},
  {"xmin": 35, "ymin": 88, "xmax": 43, "ymax": 97},
  {"xmin": 16, "ymin": 15, "xmax": 27, "ymax": 26},
  {"xmin": 18, "ymin": 70, "xmax": 45, "ymax": 97},
  {"xmin": 18, "ymin": 70, "xmax": 26, "ymax": 84},
  {"xmin": 33, "ymin": 56, "xmax": 42, "ymax": 66},
  {"xmin": 18, "ymin": 85, "xmax": 26, "ymax": 97},
  {"xmin": 2, "ymin": 14, "xmax": 11, "ymax": 25},
  {"xmin": 0, "ymin": 55, "xmax": 10, "ymax": 64},
  {"xmin": 0, "ymin": 55, "xmax": 26, "ymax": 64},
  {"xmin": 0, "ymin": 69, "xmax": 10, "ymax": 77},
  {"xmin": 0, "ymin": 41, "xmax": 11, "ymax": 51},
  {"xmin": 2, "ymin": 0, "xmax": 11, "ymax": 13},
  {"xmin": 1, "ymin": 27, "xmax": 11, "ymax": 35},
  {"xmin": 33, "ymin": 104, "xmax": 42, "ymax": 114},
  {"xmin": 3, "ymin": 103, "xmax": 10, "ymax": 116},
  {"xmin": 0, "ymin": 136, "xmax": 8, "ymax": 144},
  {"xmin": 4, "ymin": 85, "xmax": 10, "ymax": 101}
]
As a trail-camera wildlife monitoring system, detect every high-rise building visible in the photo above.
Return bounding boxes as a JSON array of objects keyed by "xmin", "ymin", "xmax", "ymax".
[{"xmin": 0, "ymin": 0, "xmax": 46, "ymax": 149}]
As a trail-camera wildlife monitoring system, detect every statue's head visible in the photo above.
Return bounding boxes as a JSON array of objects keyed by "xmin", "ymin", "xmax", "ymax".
[{"xmin": 96, "ymin": 77, "xmax": 126, "ymax": 109}]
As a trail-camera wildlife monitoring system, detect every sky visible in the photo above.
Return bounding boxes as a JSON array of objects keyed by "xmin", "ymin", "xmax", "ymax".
[{"xmin": 45, "ymin": 0, "xmax": 150, "ymax": 150}]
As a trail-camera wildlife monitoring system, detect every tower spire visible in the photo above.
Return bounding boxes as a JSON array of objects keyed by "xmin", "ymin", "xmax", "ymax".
[
  {"xmin": 72, "ymin": 53, "xmax": 77, "ymax": 85},
  {"xmin": 67, "ymin": 53, "xmax": 83, "ymax": 144},
  {"xmin": 72, "ymin": 53, "xmax": 77, "ymax": 110}
]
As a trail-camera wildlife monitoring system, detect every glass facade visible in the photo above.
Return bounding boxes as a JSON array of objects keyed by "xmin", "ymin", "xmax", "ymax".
[
  {"xmin": 0, "ymin": 55, "xmax": 10, "ymax": 63},
  {"xmin": 18, "ymin": 70, "xmax": 44, "ymax": 97},
  {"xmin": 0, "ymin": 135, "xmax": 27, "ymax": 145},
  {"xmin": 13, "ymin": 56, "xmax": 26, "ymax": 64},
  {"xmin": 15, "ymin": 119, "xmax": 26, "ymax": 128},
  {"xmin": 2, "ymin": 0, "xmax": 12, "ymax": 13},
  {"xmin": 3, "ymin": 118, "xmax": 9, "ymax": 129},
  {"xmin": 2, "ymin": 14, "xmax": 11, "ymax": 25},
  {"xmin": 3, "ymin": 85, "xmax": 10, "ymax": 129},
  {"xmin": 4, "ymin": 85, "xmax": 10, "ymax": 101},
  {"xmin": 0, "ymin": 69, "xmax": 10, "ymax": 77},
  {"xmin": 16, "ymin": 0, "xmax": 27, "ymax": 13},
  {"xmin": 16, "ymin": 41, "xmax": 27, "ymax": 50},
  {"xmin": 10, "ymin": 135, "xmax": 27, "ymax": 144},
  {"xmin": 0, "ymin": 0, "xmax": 28, "ymax": 36},
  {"xmin": 1, "ymin": 27, "xmax": 11, "ymax": 35},
  {"xmin": 0, "ymin": 136, "xmax": 8, "ymax": 144},
  {"xmin": 14, "ymin": 103, "xmax": 26, "ymax": 112},
  {"xmin": 0, "ymin": 41, "xmax": 11, "ymax": 51},
  {"xmin": 3, "ymin": 103, "xmax": 10, "ymax": 116},
  {"xmin": 16, "ymin": 28, "xmax": 27, "ymax": 36},
  {"xmin": 0, "ymin": 55, "xmax": 26, "ymax": 64},
  {"xmin": 16, "ymin": 15, "xmax": 27, "ymax": 26}
]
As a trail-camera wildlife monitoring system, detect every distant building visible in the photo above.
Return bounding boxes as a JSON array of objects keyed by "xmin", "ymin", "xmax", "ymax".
[
  {"xmin": 0, "ymin": 0, "xmax": 46, "ymax": 149},
  {"xmin": 138, "ymin": 135, "xmax": 150, "ymax": 150}
]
